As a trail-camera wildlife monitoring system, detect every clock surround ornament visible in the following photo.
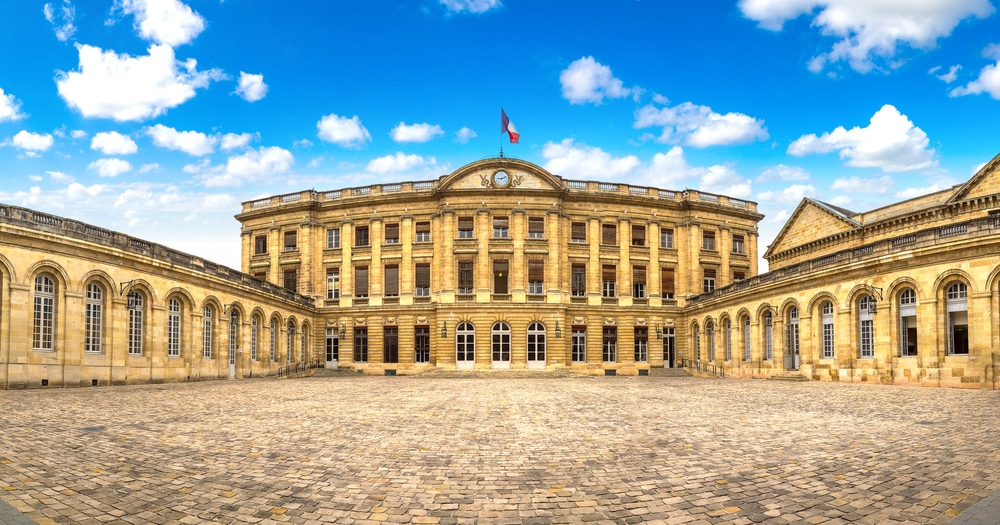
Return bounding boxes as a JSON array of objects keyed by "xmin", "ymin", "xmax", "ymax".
[{"xmin": 481, "ymin": 169, "xmax": 523, "ymax": 189}]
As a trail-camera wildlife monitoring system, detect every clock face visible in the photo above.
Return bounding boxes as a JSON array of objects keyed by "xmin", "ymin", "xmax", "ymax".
[{"xmin": 493, "ymin": 170, "xmax": 510, "ymax": 188}]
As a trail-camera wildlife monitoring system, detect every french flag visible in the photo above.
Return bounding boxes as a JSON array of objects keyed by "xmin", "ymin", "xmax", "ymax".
[{"xmin": 501, "ymin": 108, "xmax": 520, "ymax": 144}]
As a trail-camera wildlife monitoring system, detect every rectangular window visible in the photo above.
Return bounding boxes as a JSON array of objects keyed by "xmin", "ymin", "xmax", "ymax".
[
  {"xmin": 571, "ymin": 222, "xmax": 587, "ymax": 243},
  {"xmin": 602, "ymin": 224, "xmax": 616, "ymax": 245},
  {"xmin": 734, "ymin": 271, "xmax": 746, "ymax": 282},
  {"xmin": 415, "ymin": 327, "xmax": 430, "ymax": 363},
  {"xmin": 270, "ymin": 320, "xmax": 276, "ymax": 361},
  {"xmin": 355, "ymin": 226, "xmax": 370, "ymax": 247},
  {"xmin": 251, "ymin": 318, "xmax": 258, "ymax": 361},
  {"xmin": 383, "ymin": 327, "xmax": 398, "ymax": 363},
  {"xmin": 571, "ymin": 328, "xmax": 587, "ymax": 362},
  {"xmin": 725, "ymin": 321, "xmax": 732, "ymax": 361},
  {"xmin": 703, "ymin": 268, "xmax": 716, "ymax": 293},
  {"xmin": 660, "ymin": 228, "xmax": 674, "ymax": 249},
  {"xmin": 528, "ymin": 259, "xmax": 544, "ymax": 295},
  {"xmin": 493, "ymin": 216, "xmax": 509, "ymax": 238},
  {"xmin": 494, "ymin": 260, "xmax": 509, "ymax": 294},
  {"xmin": 283, "ymin": 269, "xmax": 297, "ymax": 292},
  {"xmin": 384, "ymin": 223, "xmax": 399, "ymax": 244},
  {"xmin": 354, "ymin": 328, "xmax": 368, "ymax": 362},
  {"xmin": 631, "ymin": 225, "xmax": 646, "ymax": 247},
  {"xmin": 255, "ymin": 235, "xmax": 268, "ymax": 255},
  {"xmin": 702, "ymin": 230, "xmax": 716, "ymax": 251},
  {"xmin": 85, "ymin": 287, "xmax": 103, "ymax": 354},
  {"xmin": 602, "ymin": 265, "xmax": 616, "ymax": 297},
  {"xmin": 253, "ymin": 271, "xmax": 266, "ymax": 281},
  {"xmin": 415, "ymin": 221, "xmax": 431, "ymax": 242},
  {"xmin": 203, "ymin": 307, "xmax": 213, "ymax": 358},
  {"xmin": 326, "ymin": 268, "xmax": 340, "ymax": 299},
  {"xmin": 354, "ymin": 266, "xmax": 369, "ymax": 298},
  {"xmin": 167, "ymin": 302, "xmax": 180, "ymax": 357},
  {"xmin": 823, "ymin": 322, "xmax": 835, "ymax": 359},
  {"xmin": 32, "ymin": 277, "xmax": 55, "ymax": 351},
  {"xmin": 662, "ymin": 267, "xmax": 675, "ymax": 299},
  {"xmin": 571, "ymin": 264, "xmax": 586, "ymax": 297},
  {"xmin": 458, "ymin": 217, "xmax": 474, "ymax": 238},
  {"xmin": 326, "ymin": 228, "xmax": 340, "ymax": 249},
  {"xmin": 860, "ymin": 319, "xmax": 874, "ymax": 358},
  {"xmin": 458, "ymin": 261, "xmax": 474, "ymax": 295},
  {"xmin": 528, "ymin": 217, "xmax": 544, "ymax": 238},
  {"xmin": 415, "ymin": 264, "xmax": 431, "ymax": 297},
  {"xmin": 632, "ymin": 265, "xmax": 646, "ymax": 298},
  {"xmin": 602, "ymin": 327, "xmax": 617, "ymax": 363},
  {"xmin": 325, "ymin": 327, "xmax": 339, "ymax": 362},
  {"xmin": 744, "ymin": 317, "xmax": 752, "ymax": 361},
  {"xmin": 634, "ymin": 327, "xmax": 648, "ymax": 362},
  {"xmin": 128, "ymin": 301, "xmax": 143, "ymax": 356},
  {"xmin": 384, "ymin": 265, "xmax": 399, "ymax": 297},
  {"xmin": 732, "ymin": 234, "xmax": 745, "ymax": 254},
  {"xmin": 283, "ymin": 231, "xmax": 297, "ymax": 251}
]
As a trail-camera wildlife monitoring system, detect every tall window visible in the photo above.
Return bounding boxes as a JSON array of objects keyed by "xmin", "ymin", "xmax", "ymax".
[
  {"xmin": 602, "ymin": 327, "xmax": 617, "ymax": 362},
  {"xmin": 168, "ymin": 298, "xmax": 181, "ymax": 357},
  {"xmin": 251, "ymin": 316, "xmax": 259, "ymax": 361},
  {"xmin": 662, "ymin": 268, "xmax": 675, "ymax": 299},
  {"xmin": 724, "ymin": 319, "xmax": 732, "ymax": 361},
  {"xmin": 633, "ymin": 266, "xmax": 646, "ymax": 299},
  {"xmin": 458, "ymin": 261, "xmax": 474, "ymax": 295},
  {"xmin": 301, "ymin": 325, "xmax": 307, "ymax": 362},
  {"xmin": 326, "ymin": 228, "xmax": 340, "ymax": 249},
  {"xmin": 527, "ymin": 322, "xmax": 546, "ymax": 362},
  {"xmin": 457, "ymin": 217, "xmax": 474, "ymax": 238},
  {"xmin": 383, "ymin": 327, "xmax": 398, "ymax": 363},
  {"xmin": 128, "ymin": 292, "xmax": 144, "ymax": 356},
  {"xmin": 571, "ymin": 222, "xmax": 586, "ymax": 243},
  {"xmin": 693, "ymin": 324, "xmax": 701, "ymax": 361},
  {"xmin": 355, "ymin": 225, "xmax": 370, "ymax": 247},
  {"xmin": 631, "ymin": 225, "xmax": 646, "ymax": 247},
  {"xmin": 384, "ymin": 265, "xmax": 399, "ymax": 297},
  {"xmin": 283, "ymin": 269, "xmax": 297, "ymax": 292},
  {"xmin": 384, "ymin": 223, "xmax": 399, "ymax": 244},
  {"xmin": 283, "ymin": 230, "xmax": 297, "ymax": 251},
  {"xmin": 456, "ymin": 322, "xmax": 475, "ymax": 364},
  {"xmin": 492, "ymin": 216, "xmax": 509, "ymax": 238},
  {"xmin": 702, "ymin": 230, "xmax": 716, "ymax": 251},
  {"xmin": 287, "ymin": 321, "xmax": 296, "ymax": 362},
  {"xmin": 706, "ymin": 321, "xmax": 715, "ymax": 361},
  {"xmin": 326, "ymin": 268, "xmax": 340, "ymax": 299},
  {"xmin": 899, "ymin": 289, "xmax": 917, "ymax": 357},
  {"xmin": 32, "ymin": 274, "xmax": 55, "ymax": 351},
  {"xmin": 572, "ymin": 328, "xmax": 586, "ymax": 362},
  {"xmin": 414, "ymin": 327, "xmax": 430, "ymax": 363},
  {"xmin": 946, "ymin": 283, "xmax": 969, "ymax": 355},
  {"xmin": 254, "ymin": 235, "xmax": 268, "ymax": 254},
  {"xmin": 493, "ymin": 260, "xmax": 509, "ymax": 294},
  {"xmin": 859, "ymin": 295, "xmax": 874, "ymax": 358},
  {"xmin": 602, "ymin": 265, "xmax": 616, "ymax": 298},
  {"xmin": 786, "ymin": 307, "xmax": 799, "ymax": 367},
  {"xmin": 743, "ymin": 316, "xmax": 751, "ymax": 361},
  {"xmin": 269, "ymin": 319, "xmax": 276, "ymax": 361},
  {"xmin": 229, "ymin": 310, "xmax": 239, "ymax": 364},
  {"xmin": 528, "ymin": 217, "xmax": 544, "ymax": 238},
  {"xmin": 660, "ymin": 228, "xmax": 674, "ymax": 249},
  {"xmin": 85, "ymin": 283, "xmax": 103, "ymax": 353},
  {"xmin": 527, "ymin": 260, "xmax": 544, "ymax": 295},
  {"xmin": 822, "ymin": 302, "xmax": 835, "ymax": 358},
  {"xmin": 326, "ymin": 327, "xmax": 339, "ymax": 362},
  {"xmin": 354, "ymin": 266, "xmax": 369, "ymax": 298},
  {"xmin": 732, "ymin": 234, "xmax": 745, "ymax": 254},
  {"xmin": 415, "ymin": 221, "xmax": 431, "ymax": 243},
  {"xmin": 764, "ymin": 312, "xmax": 773, "ymax": 360},
  {"xmin": 703, "ymin": 268, "xmax": 716, "ymax": 293},
  {"xmin": 415, "ymin": 264, "xmax": 430, "ymax": 297},
  {"xmin": 203, "ymin": 305, "xmax": 214, "ymax": 358},
  {"xmin": 634, "ymin": 327, "xmax": 648, "ymax": 362},
  {"xmin": 571, "ymin": 265, "xmax": 586, "ymax": 297},
  {"xmin": 492, "ymin": 322, "xmax": 511, "ymax": 362},
  {"xmin": 602, "ymin": 224, "xmax": 616, "ymax": 245},
  {"xmin": 353, "ymin": 328, "xmax": 368, "ymax": 362}
]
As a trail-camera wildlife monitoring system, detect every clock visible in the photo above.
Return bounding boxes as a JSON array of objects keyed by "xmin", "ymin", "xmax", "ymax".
[{"xmin": 492, "ymin": 170, "xmax": 511, "ymax": 188}]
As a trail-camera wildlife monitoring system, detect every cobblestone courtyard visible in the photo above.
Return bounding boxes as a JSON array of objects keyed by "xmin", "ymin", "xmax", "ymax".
[{"xmin": 1, "ymin": 375, "xmax": 998, "ymax": 524}]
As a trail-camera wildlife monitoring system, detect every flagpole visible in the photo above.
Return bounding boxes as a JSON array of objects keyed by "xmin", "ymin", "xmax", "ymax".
[{"xmin": 499, "ymin": 106, "xmax": 504, "ymax": 158}]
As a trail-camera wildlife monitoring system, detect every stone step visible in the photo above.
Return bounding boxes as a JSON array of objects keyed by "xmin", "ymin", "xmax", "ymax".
[
  {"xmin": 648, "ymin": 367, "xmax": 693, "ymax": 378},
  {"xmin": 769, "ymin": 371, "xmax": 810, "ymax": 381}
]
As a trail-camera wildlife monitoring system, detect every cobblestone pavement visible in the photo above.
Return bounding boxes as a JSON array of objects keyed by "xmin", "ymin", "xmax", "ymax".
[{"xmin": 1, "ymin": 376, "xmax": 999, "ymax": 525}]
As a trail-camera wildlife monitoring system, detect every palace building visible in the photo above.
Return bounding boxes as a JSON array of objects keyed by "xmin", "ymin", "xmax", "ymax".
[{"xmin": 2, "ymin": 155, "xmax": 999, "ymax": 388}]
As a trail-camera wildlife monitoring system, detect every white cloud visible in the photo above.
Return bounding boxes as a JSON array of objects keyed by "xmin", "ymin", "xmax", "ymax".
[
  {"xmin": 641, "ymin": 146, "xmax": 753, "ymax": 197},
  {"xmin": 201, "ymin": 146, "xmax": 294, "ymax": 187},
  {"xmin": 202, "ymin": 193, "xmax": 237, "ymax": 210},
  {"xmin": 895, "ymin": 184, "xmax": 952, "ymax": 199},
  {"xmin": 542, "ymin": 139, "xmax": 641, "ymax": 179},
  {"xmin": 757, "ymin": 164, "xmax": 810, "ymax": 182},
  {"xmin": 88, "ymin": 158, "xmax": 133, "ymax": 177},
  {"xmin": 71, "ymin": 129, "xmax": 88, "ymax": 139},
  {"xmin": 757, "ymin": 184, "xmax": 818, "ymax": 204},
  {"xmin": 46, "ymin": 170, "xmax": 74, "ymax": 182},
  {"xmin": 220, "ymin": 132, "xmax": 255, "ymax": 150},
  {"xmin": 950, "ymin": 44, "xmax": 1000, "ymax": 99},
  {"xmin": 235, "ymin": 72, "xmax": 268, "ymax": 102},
  {"xmin": 146, "ymin": 124, "xmax": 215, "ymax": 155},
  {"xmin": 439, "ymin": 0, "xmax": 501, "ymax": 14},
  {"xmin": 560, "ymin": 56, "xmax": 634, "ymax": 105},
  {"xmin": 138, "ymin": 162, "xmax": 160, "ymax": 173},
  {"xmin": 454, "ymin": 127, "xmax": 477, "ymax": 144},
  {"xmin": 830, "ymin": 175, "xmax": 894, "ymax": 193},
  {"xmin": 29, "ymin": 175, "xmax": 43, "ymax": 182},
  {"xmin": 113, "ymin": 0, "xmax": 205, "ymax": 47},
  {"xmin": 43, "ymin": 1, "xmax": 76, "ymax": 42},
  {"xmin": 11, "ymin": 131, "xmax": 55, "ymax": 152},
  {"xmin": 91, "ymin": 131, "xmax": 138, "ymax": 155},
  {"xmin": 787, "ymin": 104, "xmax": 936, "ymax": 172},
  {"xmin": 56, "ymin": 44, "xmax": 224, "ymax": 122},
  {"xmin": 366, "ymin": 152, "xmax": 435, "ymax": 175},
  {"xmin": 316, "ymin": 113, "xmax": 371, "ymax": 148},
  {"xmin": 828, "ymin": 195, "xmax": 853, "ymax": 207},
  {"xmin": 634, "ymin": 101, "xmax": 769, "ymax": 147},
  {"xmin": 739, "ymin": 0, "xmax": 994, "ymax": 73},
  {"xmin": 390, "ymin": 122, "xmax": 444, "ymax": 143},
  {"xmin": 0, "ymin": 88, "xmax": 26, "ymax": 122},
  {"xmin": 67, "ymin": 182, "xmax": 106, "ymax": 201},
  {"xmin": 931, "ymin": 64, "xmax": 962, "ymax": 83},
  {"xmin": 183, "ymin": 158, "xmax": 211, "ymax": 174},
  {"xmin": 294, "ymin": 138, "xmax": 313, "ymax": 149}
]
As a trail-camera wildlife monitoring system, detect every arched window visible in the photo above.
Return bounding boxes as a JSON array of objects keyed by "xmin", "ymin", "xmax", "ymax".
[
  {"xmin": 946, "ymin": 282, "xmax": 968, "ymax": 355},
  {"xmin": 250, "ymin": 316, "xmax": 259, "ymax": 361},
  {"xmin": 706, "ymin": 321, "xmax": 715, "ymax": 361},
  {"xmin": 763, "ymin": 311, "xmax": 773, "ymax": 360},
  {"xmin": 692, "ymin": 323, "xmax": 700, "ymax": 361},
  {"xmin": 32, "ymin": 274, "xmax": 56, "ymax": 351},
  {"xmin": 492, "ymin": 322, "xmax": 511, "ymax": 365},
  {"xmin": 899, "ymin": 288, "xmax": 917, "ymax": 357},
  {"xmin": 128, "ymin": 292, "xmax": 144, "ymax": 356},
  {"xmin": 724, "ymin": 319, "xmax": 732, "ymax": 361},
  {"xmin": 229, "ymin": 309, "xmax": 239, "ymax": 365},
  {"xmin": 269, "ymin": 318, "xmax": 276, "ymax": 361},
  {"xmin": 287, "ymin": 321, "xmax": 296, "ymax": 362},
  {"xmin": 168, "ymin": 298, "xmax": 181, "ymax": 357},
  {"xmin": 85, "ymin": 282, "xmax": 103, "ymax": 353},
  {"xmin": 456, "ymin": 322, "xmax": 475, "ymax": 366},
  {"xmin": 859, "ymin": 295, "xmax": 874, "ymax": 358},
  {"xmin": 785, "ymin": 307, "xmax": 799, "ymax": 368},
  {"xmin": 203, "ymin": 305, "xmax": 214, "ymax": 358},
  {"xmin": 821, "ymin": 301, "xmax": 835, "ymax": 359},
  {"xmin": 301, "ymin": 325, "xmax": 308, "ymax": 362},
  {"xmin": 527, "ymin": 322, "xmax": 546, "ymax": 363},
  {"xmin": 743, "ymin": 316, "xmax": 751, "ymax": 361}
]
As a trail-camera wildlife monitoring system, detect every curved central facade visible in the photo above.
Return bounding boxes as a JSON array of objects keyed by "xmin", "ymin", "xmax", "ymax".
[{"xmin": 236, "ymin": 157, "xmax": 763, "ymax": 374}]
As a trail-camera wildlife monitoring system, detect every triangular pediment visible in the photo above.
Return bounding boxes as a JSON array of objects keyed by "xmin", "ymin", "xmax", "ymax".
[
  {"xmin": 764, "ymin": 199, "xmax": 859, "ymax": 259},
  {"xmin": 946, "ymin": 151, "xmax": 1000, "ymax": 204},
  {"xmin": 436, "ymin": 158, "xmax": 564, "ymax": 193}
]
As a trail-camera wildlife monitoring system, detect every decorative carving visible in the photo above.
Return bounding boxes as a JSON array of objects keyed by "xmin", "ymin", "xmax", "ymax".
[
  {"xmin": 384, "ymin": 316, "xmax": 397, "ymax": 325},
  {"xmin": 604, "ymin": 317, "xmax": 616, "ymax": 326},
  {"xmin": 354, "ymin": 318, "xmax": 366, "ymax": 326},
  {"xmin": 635, "ymin": 317, "xmax": 647, "ymax": 326}
]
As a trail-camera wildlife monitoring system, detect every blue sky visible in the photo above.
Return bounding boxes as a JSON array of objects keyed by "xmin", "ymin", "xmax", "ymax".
[{"xmin": 2, "ymin": 0, "xmax": 1000, "ymax": 270}]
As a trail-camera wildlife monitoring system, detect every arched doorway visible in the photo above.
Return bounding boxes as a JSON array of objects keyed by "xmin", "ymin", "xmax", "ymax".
[
  {"xmin": 492, "ymin": 322, "xmax": 511, "ymax": 369},
  {"xmin": 456, "ymin": 322, "xmax": 475, "ymax": 370}
]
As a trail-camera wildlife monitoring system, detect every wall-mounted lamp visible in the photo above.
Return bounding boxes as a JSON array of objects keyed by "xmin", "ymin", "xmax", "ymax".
[
  {"xmin": 441, "ymin": 321, "xmax": 448, "ymax": 338},
  {"xmin": 861, "ymin": 284, "xmax": 884, "ymax": 315},
  {"xmin": 119, "ymin": 280, "xmax": 141, "ymax": 311},
  {"xmin": 655, "ymin": 323, "xmax": 662, "ymax": 340},
  {"xmin": 554, "ymin": 321, "xmax": 562, "ymax": 339}
]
